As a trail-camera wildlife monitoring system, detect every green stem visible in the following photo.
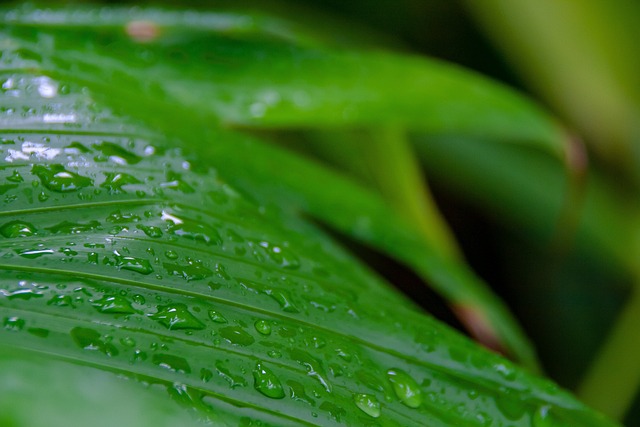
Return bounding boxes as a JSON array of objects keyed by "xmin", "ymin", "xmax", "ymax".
[{"xmin": 577, "ymin": 286, "xmax": 640, "ymax": 420}]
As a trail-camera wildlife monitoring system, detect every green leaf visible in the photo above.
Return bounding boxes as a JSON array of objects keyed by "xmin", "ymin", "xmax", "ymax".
[
  {"xmin": 0, "ymin": 6, "xmax": 618, "ymax": 427},
  {"xmin": 2, "ymin": 4, "xmax": 566, "ymax": 155}
]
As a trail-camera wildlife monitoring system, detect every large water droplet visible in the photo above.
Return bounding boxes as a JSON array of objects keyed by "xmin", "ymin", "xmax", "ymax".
[
  {"xmin": 152, "ymin": 353, "xmax": 191, "ymax": 374},
  {"xmin": 32, "ymin": 164, "xmax": 93, "ymax": 192},
  {"xmin": 287, "ymin": 380, "xmax": 315, "ymax": 406},
  {"xmin": 93, "ymin": 141, "xmax": 142, "ymax": 165},
  {"xmin": 216, "ymin": 362, "xmax": 247, "ymax": 389},
  {"xmin": 254, "ymin": 241, "xmax": 300, "ymax": 270},
  {"xmin": 0, "ymin": 220, "xmax": 37, "ymax": 238},
  {"xmin": 100, "ymin": 172, "xmax": 141, "ymax": 194},
  {"xmin": 137, "ymin": 224, "xmax": 163, "ymax": 238},
  {"xmin": 47, "ymin": 220, "xmax": 101, "ymax": 234},
  {"xmin": 163, "ymin": 261, "xmax": 212, "ymax": 282},
  {"xmin": 387, "ymin": 368, "xmax": 422, "ymax": 408},
  {"xmin": 354, "ymin": 393, "xmax": 381, "ymax": 418},
  {"xmin": 149, "ymin": 303, "xmax": 205, "ymax": 330},
  {"xmin": 495, "ymin": 390, "xmax": 526, "ymax": 421},
  {"xmin": 3, "ymin": 316, "xmax": 25, "ymax": 331},
  {"xmin": 290, "ymin": 349, "xmax": 331, "ymax": 393},
  {"xmin": 254, "ymin": 320, "xmax": 271, "ymax": 335},
  {"xmin": 253, "ymin": 362, "xmax": 284, "ymax": 399},
  {"xmin": 167, "ymin": 217, "xmax": 221, "ymax": 246},
  {"xmin": 114, "ymin": 251, "xmax": 153, "ymax": 275},
  {"xmin": 16, "ymin": 248, "xmax": 54, "ymax": 259},
  {"xmin": 70, "ymin": 327, "xmax": 119, "ymax": 357},
  {"xmin": 208, "ymin": 309, "xmax": 228, "ymax": 324},
  {"xmin": 6, "ymin": 170, "xmax": 24, "ymax": 183},
  {"xmin": 91, "ymin": 295, "xmax": 138, "ymax": 314},
  {"xmin": 219, "ymin": 326, "xmax": 255, "ymax": 346}
]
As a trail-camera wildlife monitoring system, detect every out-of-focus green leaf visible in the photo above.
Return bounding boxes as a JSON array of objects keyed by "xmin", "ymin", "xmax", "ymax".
[
  {"xmin": 465, "ymin": 0, "xmax": 640, "ymax": 177},
  {"xmin": 413, "ymin": 135, "xmax": 640, "ymax": 273},
  {"xmin": 0, "ymin": 11, "xmax": 618, "ymax": 427},
  {"xmin": 2, "ymin": 4, "xmax": 566, "ymax": 156},
  {"xmin": 0, "ymin": 349, "xmax": 207, "ymax": 427}
]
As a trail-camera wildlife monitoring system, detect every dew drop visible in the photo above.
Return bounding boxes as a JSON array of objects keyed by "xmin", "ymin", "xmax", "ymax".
[
  {"xmin": 254, "ymin": 320, "xmax": 271, "ymax": 335},
  {"xmin": 216, "ymin": 362, "xmax": 247, "ymax": 389},
  {"xmin": 114, "ymin": 251, "xmax": 154, "ymax": 275},
  {"xmin": 3, "ymin": 316, "xmax": 25, "ymax": 331},
  {"xmin": 200, "ymin": 368, "xmax": 213, "ymax": 382},
  {"xmin": 0, "ymin": 220, "xmax": 37, "ymax": 238},
  {"xmin": 219, "ymin": 326, "xmax": 255, "ymax": 346},
  {"xmin": 31, "ymin": 164, "xmax": 93, "ymax": 193},
  {"xmin": 290, "ymin": 349, "xmax": 331, "ymax": 393},
  {"xmin": 152, "ymin": 353, "xmax": 191, "ymax": 374},
  {"xmin": 287, "ymin": 380, "xmax": 315, "ymax": 406},
  {"xmin": 253, "ymin": 362, "xmax": 284, "ymax": 399},
  {"xmin": 137, "ymin": 224, "xmax": 163, "ymax": 238},
  {"xmin": 70, "ymin": 327, "xmax": 119, "ymax": 357},
  {"xmin": 91, "ymin": 295, "xmax": 138, "ymax": 314},
  {"xmin": 354, "ymin": 393, "xmax": 381, "ymax": 418},
  {"xmin": 164, "ymin": 250, "xmax": 178, "ymax": 259},
  {"xmin": 208, "ymin": 309, "xmax": 228, "ymax": 324},
  {"xmin": 387, "ymin": 368, "xmax": 422, "ymax": 408},
  {"xmin": 100, "ymin": 172, "xmax": 141, "ymax": 194},
  {"xmin": 163, "ymin": 261, "xmax": 212, "ymax": 282},
  {"xmin": 149, "ymin": 303, "xmax": 205, "ymax": 330}
]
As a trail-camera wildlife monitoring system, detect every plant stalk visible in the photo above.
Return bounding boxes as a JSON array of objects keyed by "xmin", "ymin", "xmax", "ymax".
[{"xmin": 578, "ymin": 285, "xmax": 640, "ymax": 420}]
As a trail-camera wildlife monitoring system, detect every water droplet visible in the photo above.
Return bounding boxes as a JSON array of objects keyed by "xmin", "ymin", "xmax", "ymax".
[
  {"xmin": 120, "ymin": 336, "xmax": 137, "ymax": 347},
  {"xmin": 254, "ymin": 241, "xmax": 300, "ymax": 270},
  {"xmin": 93, "ymin": 141, "xmax": 142, "ymax": 165},
  {"xmin": 100, "ymin": 172, "xmax": 141, "ymax": 194},
  {"xmin": 106, "ymin": 209, "xmax": 141, "ymax": 223},
  {"xmin": 164, "ymin": 250, "xmax": 178, "ymax": 259},
  {"xmin": 114, "ymin": 251, "xmax": 153, "ymax": 275},
  {"xmin": 6, "ymin": 170, "xmax": 24, "ymax": 183},
  {"xmin": 160, "ymin": 170, "xmax": 195, "ymax": 194},
  {"xmin": 219, "ymin": 326, "xmax": 255, "ymax": 346},
  {"xmin": 216, "ymin": 362, "xmax": 247, "ymax": 389},
  {"xmin": 0, "ymin": 220, "xmax": 37, "ymax": 238},
  {"xmin": 149, "ymin": 303, "xmax": 205, "ymax": 330},
  {"xmin": 254, "ymin": 320, "xmax": 271, "ymax": 335},
  {"xmin": 495, "ymin": 390, "xmax": 526, "ymax": 421},
  {"xmin": 290, "ymin": 349, "xmax": 331, "ymax": 392},
  {"xmin": 70, "ymin": 327, "xmax": 119, "ymax": 357},
  {"xmin": 3, "ymin": 316, "xmax": 25, "ymax": 331},
  {"xmin": 91, "ymin": 295, "xmax": 138, "ymax": 314},
  {"xmin": 137, "ymin": 224, "xmax": 163, "ymax": 238},
  {"xmin": 167, "ymin": 217, "xmax": 221, "ymax": 245},
  {"xmin": 253, "ymin": 362, "xmax": 284, "ymax": 399},
  {"xmin": 48, "ymin": 294, "xmax": 77, "ymax": 307},
  {"xmin": 16, "ymin": 247, "xmax": 54, "ymax": 258},
  {"xmin": 242, "ymin": 281, "xmax": 299, "ymax": 313},
  {"xmin": 354, "ymin": 393, "xmax": 381, "ymax": 418},
  {"xmin": 200, "ymin": 368, "xmax": 213, "ymax": 382},
  {"xmin": 27, "ymin": 327, "xmax": 49, "ymax": 338},
  {"xmin": 208, "ymin": 309, "xmax": 228, "ymax": 324},
  {"xmin": 287, "ymin": 380, "xmax": 316, "ymax": 406},
  {"xmin": 47, "ymin": 220, "xmax": 101, "ymax": 234},
  {"xmin": 152, "ymin": 353, "xmax": 191, "ymax": 374},
  {"xmin": 319, "ymin": 402, "xmax": 346, "ymax": 422},
  {"xmin": 31, "ymin": 164, "xmax": 93, "ymax": 192},
  {"xmin": 387, "ymin": 368, "xmax": 422, "ymax": 408},
  {"xmin": 163, "ymin": 261, "xmax": 212, "ymax": 282}
]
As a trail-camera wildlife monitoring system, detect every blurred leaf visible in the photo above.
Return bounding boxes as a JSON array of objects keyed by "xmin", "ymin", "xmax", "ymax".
[
  {"xmin": 466, "ymin": 0, "xmax": 640, "ymax": 177},
  {"xmin": 2, "ymin": 4, "xmax": 567, "ymax": 155}
]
